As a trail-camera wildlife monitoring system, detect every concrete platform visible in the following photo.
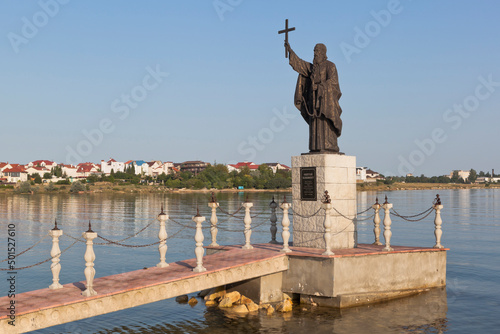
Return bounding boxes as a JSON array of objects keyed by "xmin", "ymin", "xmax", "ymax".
[{"xmin": 1, "ymin": 243, "xmax": 447, "ymax": 333}]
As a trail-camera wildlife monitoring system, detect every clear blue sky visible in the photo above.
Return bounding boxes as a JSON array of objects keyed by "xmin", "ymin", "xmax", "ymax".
[{"xmin": 1, "ymin": 0, "xmax": 499, "ymax": 176}]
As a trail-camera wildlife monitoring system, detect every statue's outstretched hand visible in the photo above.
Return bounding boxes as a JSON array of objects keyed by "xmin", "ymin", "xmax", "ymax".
[{"xmin": 284, "ymin": 42, "xmax": 291, "ymax": 53}]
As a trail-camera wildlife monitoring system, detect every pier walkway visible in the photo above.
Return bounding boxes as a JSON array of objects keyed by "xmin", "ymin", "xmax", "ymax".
[{"xmin": 0, "ymin": 243, "xmax": 446, "ymax": 333}]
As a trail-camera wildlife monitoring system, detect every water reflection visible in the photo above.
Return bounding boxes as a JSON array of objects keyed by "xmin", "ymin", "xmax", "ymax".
[{"xmin": 95, "ymin": 288, "xmax": 447, "ymax": 334}]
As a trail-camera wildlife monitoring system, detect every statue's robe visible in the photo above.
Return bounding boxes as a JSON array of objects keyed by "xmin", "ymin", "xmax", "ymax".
[{"xmin": 289, "ymin": 50, "xmax": 342, "ymax": 153}]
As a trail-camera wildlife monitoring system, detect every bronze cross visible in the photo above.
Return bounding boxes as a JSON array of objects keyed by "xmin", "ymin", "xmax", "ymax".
[{"xmin": 278, "ymin": 19, "xmax": 295, "ymax": 58}]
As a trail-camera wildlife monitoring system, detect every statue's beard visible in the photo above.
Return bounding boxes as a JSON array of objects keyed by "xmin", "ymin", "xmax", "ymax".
[{"xmin": 313, "ymin": 54, "xmax": 327, "ymax": 65}]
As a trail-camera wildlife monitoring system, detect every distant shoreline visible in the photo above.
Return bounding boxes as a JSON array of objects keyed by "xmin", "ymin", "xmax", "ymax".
[{"xmin": 1, "ymin": 182, "xmax": 498, "ymax": 195}]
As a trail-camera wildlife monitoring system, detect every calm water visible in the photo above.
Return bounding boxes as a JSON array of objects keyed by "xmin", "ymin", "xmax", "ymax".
[{"xmin": 1, "ymin": 189, "xmax": 499, "ymax": 333}]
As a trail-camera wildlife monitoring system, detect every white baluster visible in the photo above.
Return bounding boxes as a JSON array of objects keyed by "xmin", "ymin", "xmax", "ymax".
[
  {"xmin": 433, "ymin": 195, "xmax": 444, "ymax": 249},
  {"xmin": 157, "ymin": 206, "xmax": 169, "ymax": 268},
  {"xmin": 322, "ymin": 202, "xmax": 334, "ymax": 255},
  {"xmin": 372, "ymin": 198, "xmax": 382, "ymax": 245},
  {"xmin": 280, "ymin": 198, "xmax": 292, "ymax": 253},
  {"xmin": 49, "ymin": 221, "xmax": 63, "ymax": 290},
  {"xmin": 208, "ymin": 200, "xmax": 219, "ymax": 247},
  {"xmin": 269, "ymin": 197, "xmax": 279, "ymax": 244},
  {"xmin": 192, "ymin": 209, "xmax": 207, "ymax": 273},
  {"xmin": 82, "ymin": 222, "xmax": 98, "ymax": 297},
  {"xmin": 382, "ymin": 197, "xmax": 394, "ymax": 251},
  {"xmin": 242, "ymin": 201, "xmax": 254, "ymax": 250}
]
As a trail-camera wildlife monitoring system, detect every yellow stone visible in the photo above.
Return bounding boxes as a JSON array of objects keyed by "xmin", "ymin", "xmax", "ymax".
[
  {"xmin": 224, "ymin": 291, "xmax": 241, "ymax": 304},
  {"xmin": 266, "ymin": 305, "xmax": 275, "ymax": 314},
  {"xmin": 276, "ymin": 299, "xmax": 292, "ymax": 313},
  {"xmin": 239, "ymin": 296, "xmax": 253, "ymax": 305},
  {"xmin": 205, "ymin": 300, "xmax": 217, "ymax": 307},
  {"xmin": 232, "ymin": 304, "xmax": 249, "ymax": 313},
  {"xmin": 188, "ymin": 297, "xmax": 198, "ymax": 306},
  {"xmin": 247, "ymin": 302, "xmax": 259, "ymax": 312},
  {"xmin": 205, "ymin": 287, "xmax": 226, "ymax": 301},
  {"xmin": 218, "ymin": 297, "xmax": 234, "ymax": 308}
]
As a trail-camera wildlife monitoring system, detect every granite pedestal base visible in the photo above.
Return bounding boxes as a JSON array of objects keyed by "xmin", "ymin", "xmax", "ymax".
[{"xmin": 292, "ymin": 154, "xmax": 357, "ymax": 249}]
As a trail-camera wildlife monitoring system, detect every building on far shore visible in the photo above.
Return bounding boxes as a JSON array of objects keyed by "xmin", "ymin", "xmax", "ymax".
[
  {"xmin": 175, "ymin": 161, "xmax": 209, "ymax": 175},
  {"xmin": 449, "ymin": 170, "xmax": 470, "ymax": 181}
]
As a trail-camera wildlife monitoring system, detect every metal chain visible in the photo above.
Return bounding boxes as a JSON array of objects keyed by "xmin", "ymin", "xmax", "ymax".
[
  {"xmin": 0, "ymin": 237, "xmax": 82, "ymax": 271},
  {"xmin": 0, "ymin": 233, "xmax": 50, "ymax": 263},
  {"xmin": 355, "ymin": 213, "xmax": 376, "ymax": 222},
  {"xmin": 391, "ymin": 207, "xmax": 435, "ymax": 222},
  {"xmin": 93, "ymin": 218, "xmax": 158, "ymax": 245},
  {"xmin": 290, "ymin": 207, "xmax": 323, "ymax": 218},
  {"xmin": 331, "ymin": 206, "xmax": 357, "ymax": 221},
  {"xmin": 391, "ymin": 206, "xmax": 434, "ymax": 219},
  {"xmin": 357, "ymin": 206, "xmax": 373, "ymax": 215},
  {"xmin": 96, "ymin": 224, "xmax": 189, "ymax": 247},
  {"xmin": 250, "ymin": 207, "xmax": 268, "ymax": 218},
  {"xmin": 217, "ymin": 205, "xmax": 244, "ymax": 217}
]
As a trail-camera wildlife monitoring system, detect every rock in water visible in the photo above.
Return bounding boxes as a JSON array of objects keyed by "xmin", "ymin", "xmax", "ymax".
[
  {"xmin": 276, "ymin": 299, "xmax": 293, "ymax": 313},
  {"xmin": 232, "ymin": 304, "xmax": 249, "ymax": 314},
  {"xmin": 266, "ymin": 305, "xmax": 275, "ymax": 315},
  {"xmin": 239, "ymin": 295, "xmax": 253, "ymax": 305},
  {"xmin": 218, "ymin": 297, "xmax": 234, "ymax": 308},
  {"xmin": 175, "ymin": 295, "xmax": 189, "ymax": 303},
  {"xmin": 188, "ymin": 297, "xmax": 198, "ymax": 306},
  {"xmin": 198, "ymin": 289, "xmax": 211, "ymax": 298},
  {"xmin": 205, "ymin": 287, "xmax": 226, "ymax": 301},
  {"xmin": 247, "ymin": 302, "xmax": 259, "ymax": 312},
  {"xmin": 224, "ymin": 291, "xmax": 241, "ymax": 303},
  {"xmin": 205, "ymin": 300, "xmax": 217, "ymax": 307}
]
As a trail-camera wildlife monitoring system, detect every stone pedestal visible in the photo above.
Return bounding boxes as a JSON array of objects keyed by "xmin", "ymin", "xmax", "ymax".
[{"xmin": 292, "ymin": 154, "xmax": 357, "ymax": 249}]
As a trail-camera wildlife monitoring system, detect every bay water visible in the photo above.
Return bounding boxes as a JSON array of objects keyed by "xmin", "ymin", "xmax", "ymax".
[{"xmin": 1, "ymin": 189, "xmax": 499, "ymax": 333}]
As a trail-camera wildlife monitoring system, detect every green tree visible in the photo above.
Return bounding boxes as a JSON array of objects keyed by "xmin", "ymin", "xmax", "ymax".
[
  {"xmin": 451, "ymin": 171, "xmax": 459, "ymax": 183},
  {"xmin": 34, "ymin": 174, "xmax": 42, "ymax": 184},
  {"xmin": 468, "ymin": 169, "xmax": 477, "ymax": 183},
  {"xmin": 43, "ymin": 172, "xmax": 52, "ymax": 179}
]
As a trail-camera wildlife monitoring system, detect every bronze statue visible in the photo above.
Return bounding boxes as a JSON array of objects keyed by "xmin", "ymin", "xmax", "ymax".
[{"xmin": 281, "ymin": 28, "xmax": 343, "ymax": 153}]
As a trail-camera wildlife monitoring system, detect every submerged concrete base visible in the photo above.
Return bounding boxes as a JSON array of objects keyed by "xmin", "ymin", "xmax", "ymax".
[{"xmin": 282, "ymin": 246, "xmax": 447, "ymax": 308}]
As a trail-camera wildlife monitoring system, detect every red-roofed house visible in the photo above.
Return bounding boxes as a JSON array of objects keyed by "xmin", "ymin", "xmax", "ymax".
[
  {"xmin": 76, "ymin": 164, "xmax": 99, "ymax": 178},
  {"xmin": 3, "ymin": 166, "xmax": 28, "ymax": 183},
  {"xmin": 263, "ymin": 163, "xmax": 291, "ymax": 174},
  {"xmin": 25, "ymin": 166, "xmax": 51, "ymax": 178},
  {"xmin": 227, "ymin": 162, "xmax": 260, "ymax": 173},
  {"xmin": 101, "ymin": 158, "xmax": 125, "ymax": 175},
  {"xmin": 28, "ymin": 160, "xmax": 57, "ymax": 169}
]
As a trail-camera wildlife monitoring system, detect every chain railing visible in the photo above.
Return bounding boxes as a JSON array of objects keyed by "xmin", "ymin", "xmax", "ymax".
[
  {"xmin": 0, "ymin": 236, "xmax": 82, "ymax": 271},
  {"xmin": 0, "ymin": 233, "xmax": 50, "ymax": 263}
]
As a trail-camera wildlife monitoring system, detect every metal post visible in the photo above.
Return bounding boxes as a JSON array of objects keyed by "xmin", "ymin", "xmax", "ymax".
[
  {"xmin": 157, "ymin": 206, "xmax": 169, "ymax": 268},
  {"xmin": 269, "ymin": 196, "xmax": 278, "ymax": 244},
  {"xmin": 49, "ymin": 220, "xmax": 63, "ymax": 290},
  {"xmin": 82, "ymin": 222, "xmax": 98, "ymax": 297}
]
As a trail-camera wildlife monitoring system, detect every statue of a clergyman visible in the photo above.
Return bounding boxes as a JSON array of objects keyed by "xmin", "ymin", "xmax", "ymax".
[{"xmin": 284, "ymin": 41, "xmax": 343, "ymax": 153}]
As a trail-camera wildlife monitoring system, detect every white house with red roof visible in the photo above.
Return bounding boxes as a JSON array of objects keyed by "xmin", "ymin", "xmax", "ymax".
[
  {"xmin": 263, "ymin": 163, "xmax": 291, "ymax": 173},
  {"xmin": 59, "ymin": 164, "xmax": 78, "ymax": 178},
  {"xmin": 101, "ymin": 158, "xmax": 125, "ymax": 175},
  {"xmin": 227, "ymin": 162, "xmax": 260, "ymax": 173},
  {"xmin": 25, "ymin": 166, "xmax": 51, "ymax": 178},
  {"xmin": 3, "ymin": 165, "xmax": 28, "ymax": 183},
  {"xmin": 76, "ymin": 163, "xmax": 99, "ymax": 178},
  {"xmin": 28, "ymin": 160, "xmax": 57, "ymax": 169}
]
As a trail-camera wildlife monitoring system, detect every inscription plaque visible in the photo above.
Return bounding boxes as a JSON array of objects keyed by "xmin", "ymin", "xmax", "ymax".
[{"xmin": 300, "ymin": 167, "xmax": 317, "ymax": 201}]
